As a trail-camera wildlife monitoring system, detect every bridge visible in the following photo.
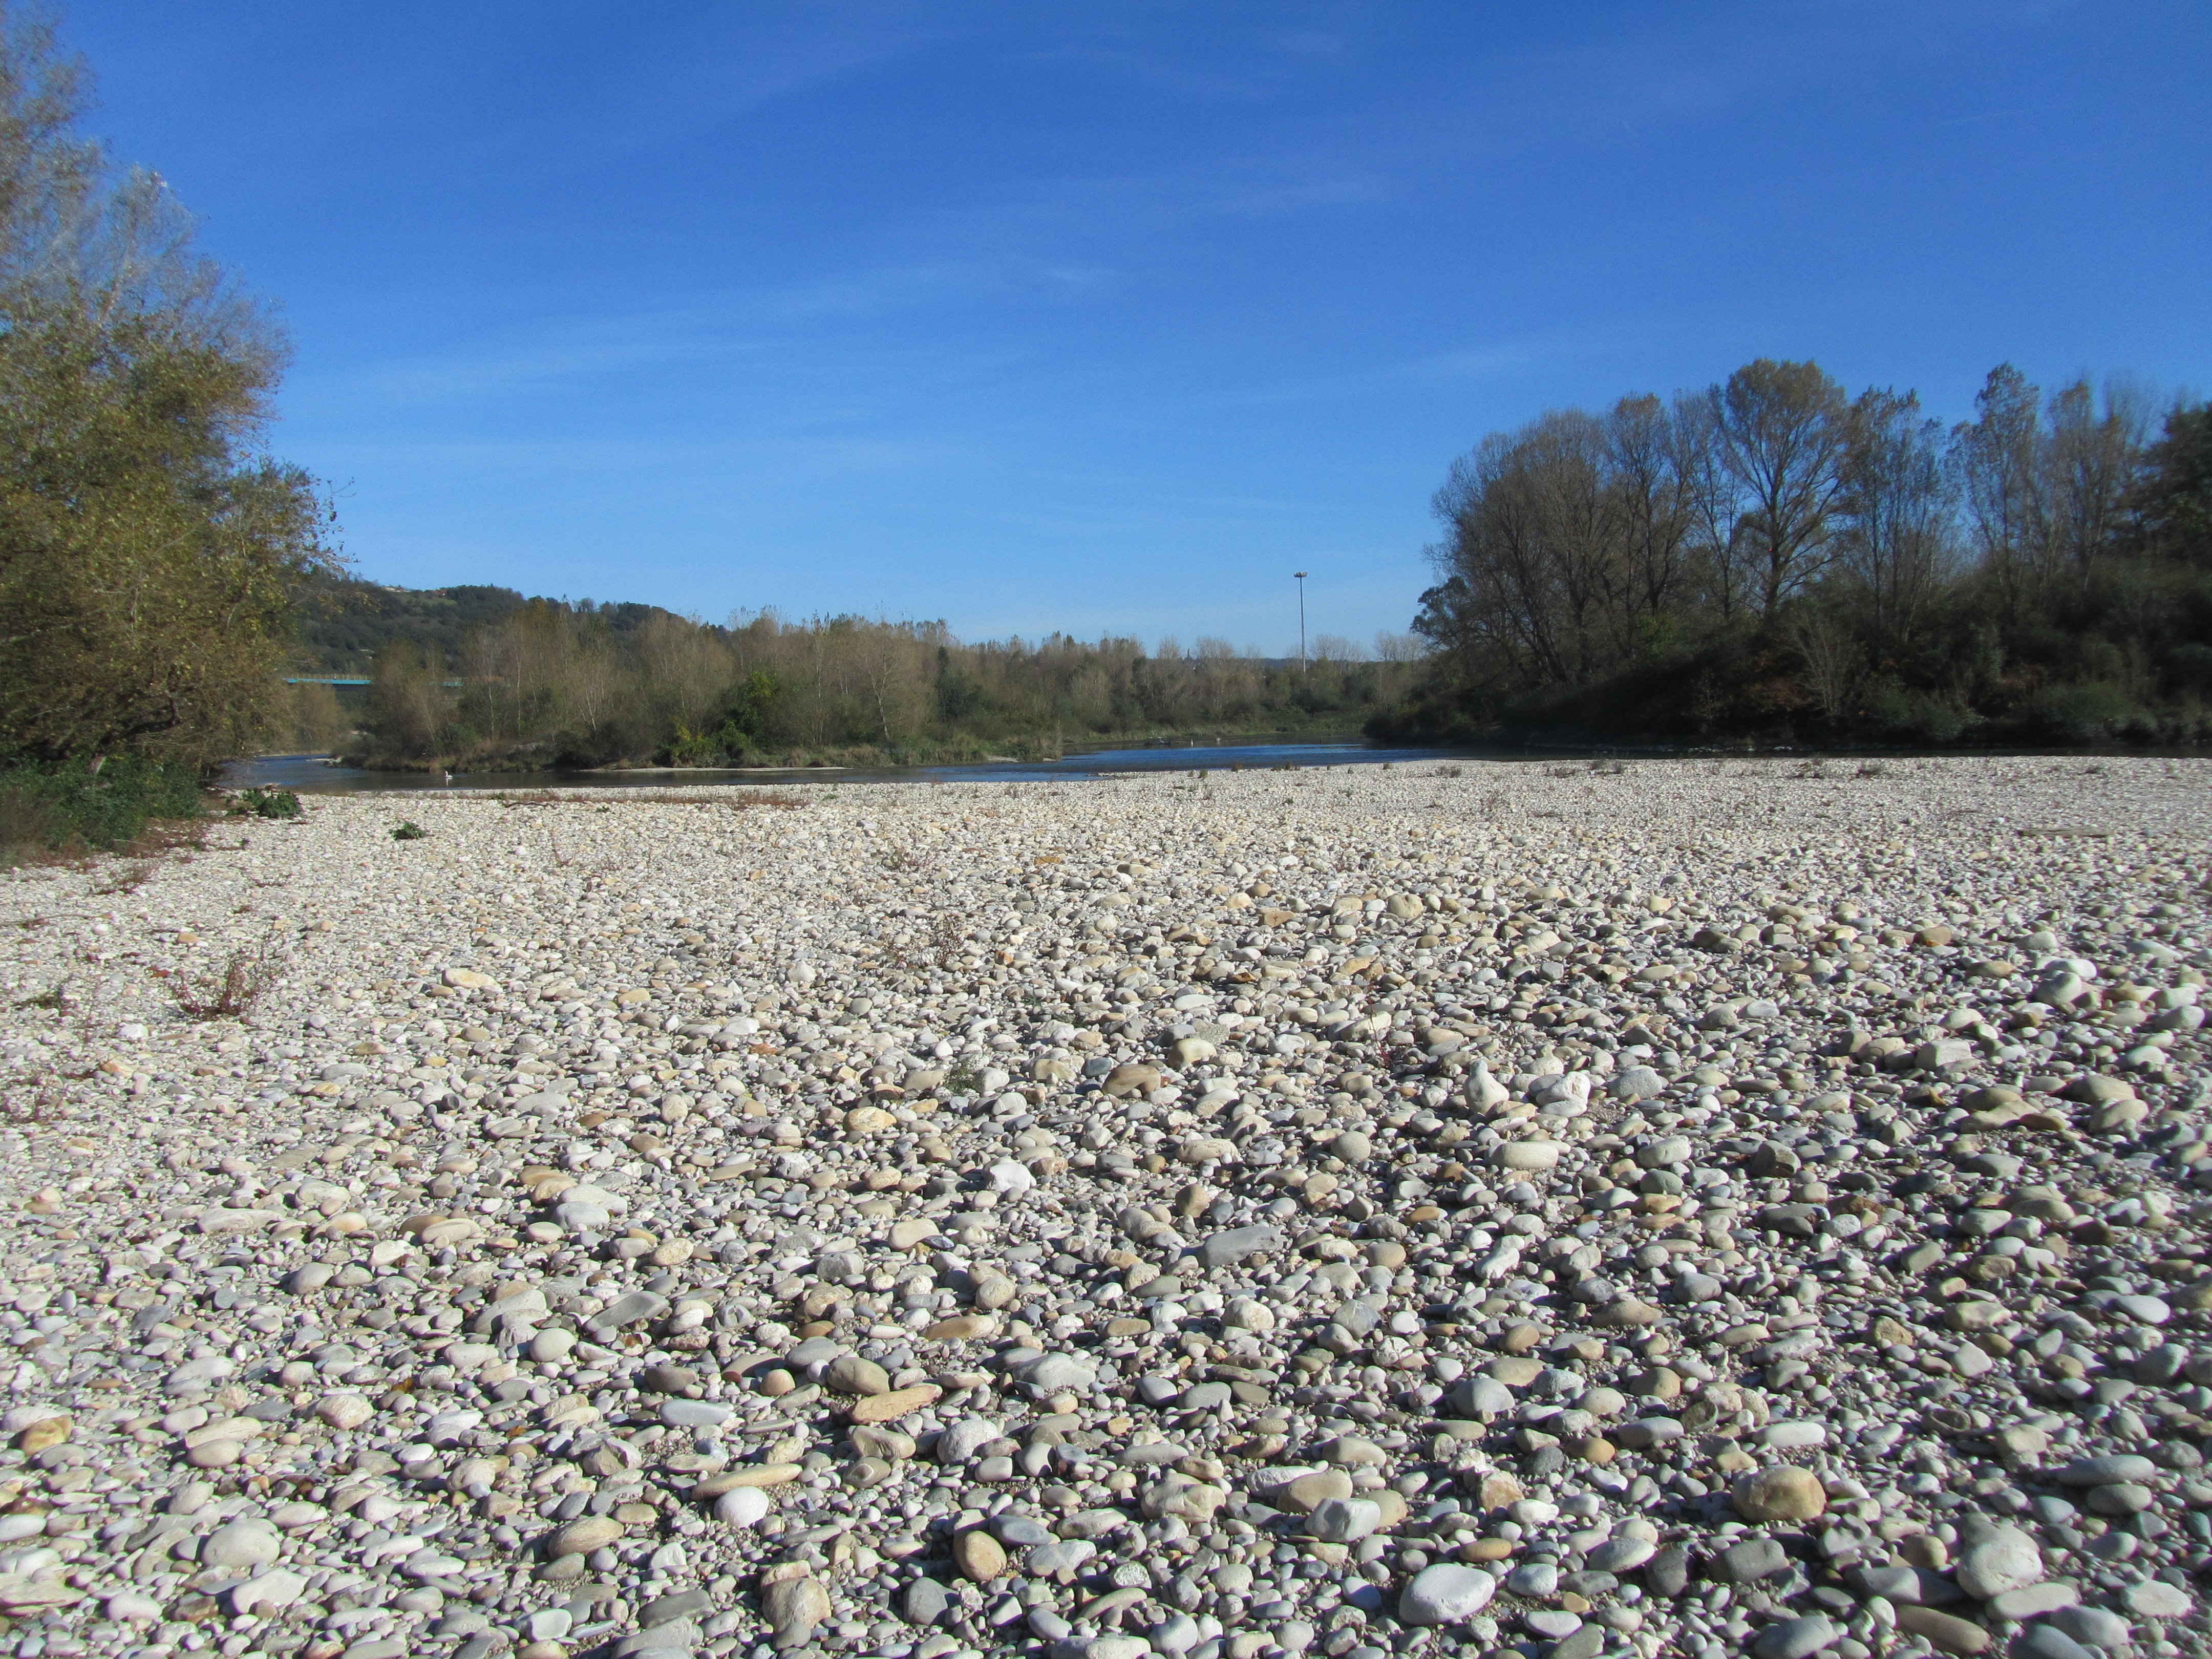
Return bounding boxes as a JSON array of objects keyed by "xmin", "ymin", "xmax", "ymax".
[{"xmin": 284, "ymin": 676, "xmax": 467, "ymax": 687}]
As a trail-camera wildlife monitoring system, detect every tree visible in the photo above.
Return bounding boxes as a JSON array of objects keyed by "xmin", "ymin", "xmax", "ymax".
[
  {"xmin": 0, "ymin": 6, "xmax": 333, "ymax": 766},
  {"xmin": 1706, "ymin": 359, "xmax": 1852, "ymax": 620},
  {"xmin": 1837, "ymin": 387, "xmax": 1955, "ymax": 646},
  {"xmin": 1950, "ymin": 364, "xmax": 2048, "ymax": 621},
  {"xmin": 2134, "ymin": 400, "xmax": 2212, "ymax": 564},
  {"xmin": 2043, "ymin": 375, "xmax": 2151, "ymax": 582},
  {"xmin": 1606, "ymin": 393, "xmax": 1698, "ymax": 625},
  {"xmin": 367, "ymin": 639, "xmax": 445, "ymax": 760}
]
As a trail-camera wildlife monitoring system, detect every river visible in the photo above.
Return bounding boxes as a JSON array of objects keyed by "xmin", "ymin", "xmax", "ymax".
[{"xmin": 218, "ymin": 735, "xmax": 1504, "ymax": 794}]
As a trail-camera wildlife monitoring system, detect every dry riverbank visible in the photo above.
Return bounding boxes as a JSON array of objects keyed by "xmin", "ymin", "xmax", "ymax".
[{"xmin": 0, "ymin": 755, "xmax": 2206, "ymax": 1659}]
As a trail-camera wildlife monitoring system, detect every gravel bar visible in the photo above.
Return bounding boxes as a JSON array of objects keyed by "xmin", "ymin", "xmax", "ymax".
[{"xmin": 0, "ymin": 754, "xmax": 2208, "ymax": 1659}]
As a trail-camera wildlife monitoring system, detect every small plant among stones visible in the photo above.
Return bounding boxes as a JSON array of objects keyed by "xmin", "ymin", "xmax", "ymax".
[
  {"xmin": 231, "ymin": 788, "xmax": 302, "ymax": 819},
  {"xmin": 169, "ymin": 940, "xmax": 285, "ymax": 1021},
  {"xmin": 92, "ymin": 859, "xmax": 155, "ymax": 896},
  {"xmin": 391, "ymin": 820, "xmax": 427, "ymax": 840}
]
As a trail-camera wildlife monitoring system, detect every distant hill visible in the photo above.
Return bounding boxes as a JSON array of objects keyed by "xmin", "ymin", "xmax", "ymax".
[
  {"xmin": 292, "ymin": 577, "xmax": 526, "ymax": 673},
  {"xmin": 292, "ymin": 576, "xmax": 688, "ymax": 674}
]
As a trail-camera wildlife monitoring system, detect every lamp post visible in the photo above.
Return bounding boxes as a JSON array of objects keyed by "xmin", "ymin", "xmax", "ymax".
[{"xmin": 1293, "ymin": 571, "xmax": 1308, "ymax": 674}]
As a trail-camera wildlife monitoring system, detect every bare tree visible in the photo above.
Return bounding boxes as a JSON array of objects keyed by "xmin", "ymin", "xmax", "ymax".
[
  {"xmin": 2044, "ymin": 375, "xmax": 2153, "ymax": 584},
  {"xmin": 1706, "ymin": 359, "xmax": 1853, "ymax": 619},
  {"xmin": 1950, "ymin": 363, "xmax": 2049, "ymax": 621},
  {"xmin": 1371, "ymin": 629, "xmax": 1427, "ymax": 662},
  {"xmin": 1606, "ymin": 393, "xmax": 1699, "ymax": 630},
  {"xmin": 1785, "ymin": 612, "xmax": 1861, "ymax": 724},
  {"xmin": 1839, "ymin": 388, "xmax": 1956, "ymax": 646}
]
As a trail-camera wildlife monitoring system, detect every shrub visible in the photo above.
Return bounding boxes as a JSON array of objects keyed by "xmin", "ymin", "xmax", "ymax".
[
  {"xmin": 1863, "ymin": 682, "xmax": 1972, "ymax": 745},
  {"xmin": 2024, "ymin": 682, "xmax": 2137, "ymax": 745},
  {"xmin": 231, "ymin": 788, "xmax": 301, "ymax": 819},
  {"xmin": 0, "ymin": 755, "xmax": 203, "ymax": 858},
  {"xmin": 171, "ymin": 941, "xmax": 284, "ymax": 1020},
  {"xmin": 392, "ymin": 820, "xmax": 426, "ymax": 840},
  {"xmin": 0, "ymin": 786, "xmax": 64, "ymax": 865}
]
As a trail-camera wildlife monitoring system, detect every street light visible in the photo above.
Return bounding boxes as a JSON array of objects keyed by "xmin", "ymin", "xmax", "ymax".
[{"xmin": 1293, "ymin": 571, "xmax": 1308, "ymax": 674}]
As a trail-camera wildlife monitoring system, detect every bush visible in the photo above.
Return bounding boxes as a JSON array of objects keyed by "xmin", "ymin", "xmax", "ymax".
[
  {"xmin": 2024, "ymin": 682, "xmax": 2138, "ymax": 744},
  {"xmin": 2165, "ymin": 643, "xmax": 2212, "ymax": 694},
  {"xmin": 0, "ymin": 754, "xmax": 203, "ymax": 858},
  {"xmin": 0, "ymin": 786, "xmax": 64, "ymax": 862},
  {"xmin": 1864, "ymin": 681, "xmax": 1973, "ymax": 745},
  {"xmin": 231, "ymin": 788, "xmax": 301, "ymax": 819}
]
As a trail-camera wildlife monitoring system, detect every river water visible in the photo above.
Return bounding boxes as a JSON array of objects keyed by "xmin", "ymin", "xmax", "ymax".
[{"xmin": 218, "ymin": 735, "xmax": 1501, "ymax": 794}]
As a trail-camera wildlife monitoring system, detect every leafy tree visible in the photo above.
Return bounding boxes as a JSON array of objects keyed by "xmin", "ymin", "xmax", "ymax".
[
  {"xmin": 2135, "ymin": 400, "xmax": 2212, "ymax": 564},
  {"xmin": 0, "ymin": 6, "xmax": 333, "ymax": 767}
]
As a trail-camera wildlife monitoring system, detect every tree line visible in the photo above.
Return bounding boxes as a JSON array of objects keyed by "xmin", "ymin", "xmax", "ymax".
[
  {"xmin": 358, "ymin": 605, "xmax": 1424, "ymax": 770},
  {"xmin": 1389, "ymin": 358, "xmax": 2212, "ymax": 745}
]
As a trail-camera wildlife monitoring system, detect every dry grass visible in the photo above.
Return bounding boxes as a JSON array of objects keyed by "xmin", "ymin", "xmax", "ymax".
[
  {"xmin": 91, "ymin": 860, "xmax": 155, "ymax": 896},
  {"xmin": 169, "ymin": 939, "xmax": 286, "ymax": 1021}
]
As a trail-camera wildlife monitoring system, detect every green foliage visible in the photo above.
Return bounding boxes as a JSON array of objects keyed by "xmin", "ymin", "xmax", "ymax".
[
  {"xmin": 346, "ymin": 602, "xmax": 1422, "ymax": 770},
  {"xmin": 0, "ymin": 753, "xmax": 202, "ymax": 854},
  {"xmin": 1393, "ymin": 357, "xmax": 2212, "ymax": 748},
  {"xmin": 231, "ymin": 787, "xmax": 300, "ymax": 819},
  {"xmin": 2138, "ymin": 403, "xmax": 2211, "ymax": 563},
  {"xmin": 1863, "ymin": 682, "xmax": 1973, "ymax": 745},
  {"xmin": 0, "ymin": 11, "xmax": 335, "ymax": 769},
  {"xmin": 2022, "ymin": 682, "xmax": 2138, "ymax": 745},
  {"xmin": 391, "ymin": 820, "xmax": 426, "ymax": 841}
]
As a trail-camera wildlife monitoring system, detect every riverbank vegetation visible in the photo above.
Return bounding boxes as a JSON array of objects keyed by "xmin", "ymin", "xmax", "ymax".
[
  {"xmin": 351, "ymin": 606, "xmax": 1424, "ymax": 770},
  {"xmin": 0, "ymin": 9, "xmax": 334, "ymax": 858},
  {"xmin": 1379, "ymin": 358, "xmax": 2212, "ymax": 748}
]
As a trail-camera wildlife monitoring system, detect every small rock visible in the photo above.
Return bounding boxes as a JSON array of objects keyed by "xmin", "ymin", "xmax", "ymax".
[
  {"xmin": 1732, "ymin": 1464, "xmax": 1827, "ymax": 1522},
  {"xmin": 1399, "ymin": 1563, "xmax": 1500, "ymax": 1625},
  {"xmin": 1892, "ymin": 1605, "xmax": 1991, "ymax": 1655},
  {"xmin": 1751, "ymin": 1615, "xmax": 1840, "ymax": 1659}
]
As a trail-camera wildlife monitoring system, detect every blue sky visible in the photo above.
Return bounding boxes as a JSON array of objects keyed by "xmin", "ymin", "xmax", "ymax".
[{"xmin": 69, "ymin": 1, "xmax": 2212, "ymax": 655}]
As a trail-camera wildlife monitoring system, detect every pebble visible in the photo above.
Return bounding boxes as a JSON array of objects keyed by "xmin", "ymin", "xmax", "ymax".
[
  {"xmin": 200, "ymin": 1519, "xmax": 280, "ymax": 1570},
  {"xmin": 2121, "ymin": 1579, "xmax": 2192, "ymax": 1619},
  {"xmin": 1893, "ymin": 1606, "xmax": 1993, "ymax": 1655},
  {"xmin": 1399, "ymin": 1563, "xmax": 1499, "ymax": 1624},
  {"xmin": 2048, "ymin": 1605, "xmax": 2133, "ymax": 1647},
  {"xmin": 761, "ymin": 1575, "xmax": 830, "ymax": 1645},
  {"xmin": 1751, "ymin": 1615, "xmax": 1840, "ymax": 1659},
  {"xmin": 1732, "ymin": 1465, "xmax": 1828, "ymax": 1522},
  {"xmin": 0, "ymin": 757, "xmax": 2202, "ymax": 1659},
  {"xmin": 1955, "ymin": 1528, "xmax": 2042, "ymax": 1599},
  {"xmin": 2014, "ymin": 1626, "xmax": 2095, "ymax": 1659}
]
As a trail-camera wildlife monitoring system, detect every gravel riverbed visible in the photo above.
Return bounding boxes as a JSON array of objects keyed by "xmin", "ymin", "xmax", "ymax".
[{"xmin": 0, "ymin": 755, "xmax": 2208, "ymax": 1659}]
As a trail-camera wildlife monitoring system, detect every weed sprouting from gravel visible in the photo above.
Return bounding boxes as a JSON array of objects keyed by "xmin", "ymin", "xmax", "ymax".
[{"xmin": 169, "ymin": 940, "xmax": 285, "ymax": 1020}]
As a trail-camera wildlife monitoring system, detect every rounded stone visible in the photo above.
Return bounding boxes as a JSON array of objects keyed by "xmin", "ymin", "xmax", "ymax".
[
  {"xmin": 547, "ymin": 1515, "xmax": 624, "ymax": 1559},
  {"xmin": 954, "ymin": 1527, "xmax": 1007, "ymax": 1581},
  {"xmin": 1400, "ymin": 1564, "xmax": 1499, "ymax": 1626},
  {"xmin": 1955, "ymin": 1530, "xmax": 2041, "ymax": 1600},
  {"xmin": 201, "ymin": 1520, "xmax": 281, "ymax": 1571},
  {"xmin": 1750, "ymin": 1616, "xmax": 1840, "ymax": 1659},
  {"xmin": 715, "ymin": 1487, "xmax": 771, "ymax": 1526},
  {"xmin": 1732, "ymin": 1465, "xmax": 1828, "ymax": 1523}
]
